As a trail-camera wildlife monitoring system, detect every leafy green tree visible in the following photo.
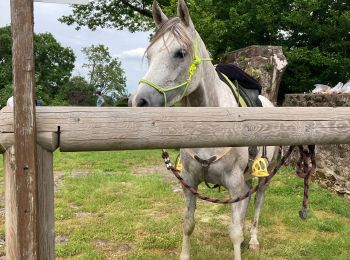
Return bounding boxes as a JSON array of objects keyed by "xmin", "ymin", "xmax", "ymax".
[
  {"xmin": 59, "ymin": 0, "xmax": 159, "ymax": 31},
  {"xmin": 61, "ymin": 0, "xmax": 350, "ymax": 95},
  {"xmin": 0, "ymin": 27, "xmax": 12, "ymax": 95},
  {"xmin": 82, "ymin": 44, "xmax": 127, "ymax": 101},
  {"xmin": 58, "ymin": 76, "xmax": 96, "ymax": 106},
  {"xmin": 0, "ymin": 84, "xmax": 13, "ymax": 107},
  {"xmin": 34, "ymin": 32, "xmax": 76, "ymax": 102},
  {"xmin": 0, "ymin": 26, "xmax": 75, "ymax": 106}
]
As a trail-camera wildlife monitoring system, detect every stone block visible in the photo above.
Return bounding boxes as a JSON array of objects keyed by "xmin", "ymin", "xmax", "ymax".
[
  {"xmin": 221, "ymin": 45, "xmax": 287, "ymax": 104},
  {"xmin": 283, "ymin": 94, "xmax": 350, "ymax": 198}
]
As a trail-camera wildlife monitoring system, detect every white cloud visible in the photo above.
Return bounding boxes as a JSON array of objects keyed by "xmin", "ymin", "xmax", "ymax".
[{"xmin": 118, "ymin": 48, "xmax": 146, "ymax": 59}]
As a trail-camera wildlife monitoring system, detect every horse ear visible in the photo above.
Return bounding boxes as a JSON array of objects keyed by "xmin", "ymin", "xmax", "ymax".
[
  {"xmin": 152, "ymin": 0, "xmax": 168, "ymax": 28},
  {"xmin": 177, "ymin": 0, "xmax": 192, "ymax": 27}
]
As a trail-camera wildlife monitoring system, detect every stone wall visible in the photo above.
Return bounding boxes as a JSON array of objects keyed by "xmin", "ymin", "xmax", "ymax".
[
  {"xmin": 284, "ymin": 94, "xmax": 350, "ymax": 198},
  {"xmin": 221, "ymin": 45, "xmax": 287, "ymax": 104}
]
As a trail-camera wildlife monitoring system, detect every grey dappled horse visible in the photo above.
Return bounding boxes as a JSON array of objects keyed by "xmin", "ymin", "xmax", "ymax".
[{"xmin": 129, "ymin": 1, "xmax": 279, "ymax": 259}]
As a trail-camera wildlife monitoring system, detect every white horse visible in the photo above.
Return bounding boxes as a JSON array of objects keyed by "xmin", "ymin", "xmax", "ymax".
[{"xmin": 129, "ymin": 1, "xmax": 279, "ymax": 259}]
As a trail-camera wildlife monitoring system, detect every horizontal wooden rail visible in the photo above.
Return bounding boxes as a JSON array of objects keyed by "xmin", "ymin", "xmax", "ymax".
[
  {"xmin": 0, "ymin": 133, "xmax": 58, "ymax": 153},
  {"xmin": 1, "ymin": 106, "xmax": 350, "ymax": 152}
]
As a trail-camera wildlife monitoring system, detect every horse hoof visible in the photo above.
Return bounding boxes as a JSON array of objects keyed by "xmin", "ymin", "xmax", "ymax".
[{"xmin": 249, "ymin": 243, "xmax": 260, "ymax": 251}]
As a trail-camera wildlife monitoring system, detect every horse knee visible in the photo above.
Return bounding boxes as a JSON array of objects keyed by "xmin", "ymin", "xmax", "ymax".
[
  {"xmin": 183, "ymin": 200, "xmax": 196, "ymax": 235},
  {"xmin": 229, "ymin": 224, "xmax": 243, "ymax": 244},
  {"xmin": 183, "ymin": 216, "xmax": 195, "ymax": 235}
]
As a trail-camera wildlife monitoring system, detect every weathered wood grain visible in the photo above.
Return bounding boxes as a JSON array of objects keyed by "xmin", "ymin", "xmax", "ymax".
[
  {"xmin": 0, "ymin": 132, "xmax": 58, "ymax": 153},
  {"xmin": 4, "ymin": 146, "xmax": 55, "ymax": 260},
  {"xmin": 1, "ymin": 107, "xmax": 350, "ymax": 151},
  {"xmin": 4, "ymin": 146, "xmax": 18, "ymax": 259},
  {"xmin": 11, "ymin": 0, "xmax": 38, "ymax": 257},
  {"xmin": 37, "ymin": 146, "xmax": 55, "ymax": 260}
]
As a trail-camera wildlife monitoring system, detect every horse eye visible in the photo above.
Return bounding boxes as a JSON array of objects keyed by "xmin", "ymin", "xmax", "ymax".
[{"xmin": 174, "ymin": 49, "xmax": 187, "ymax": 59}]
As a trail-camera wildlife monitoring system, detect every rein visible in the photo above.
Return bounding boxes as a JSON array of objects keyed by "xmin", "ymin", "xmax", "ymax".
[
  {"xmin": 139, "ymin": 38, "xmax": 212, "ymax": 106},
  {"xmin": 162, "ymin": 145, "xmax": 316, "ymax": 220}
]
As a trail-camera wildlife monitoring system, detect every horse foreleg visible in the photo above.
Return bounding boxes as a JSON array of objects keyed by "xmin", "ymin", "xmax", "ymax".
[
  {"xmin": 249, "ymin": 146, "xmax": 278, "ymax": 251},
  {"xmin": 180, "ymin": 174, "xmax": 197, "ymax": 260},
  {"xmin": 249, "ymin": 193, "xmax": 264, "ymax": 251},
  {"xmin": 228, "ymin": 177, "xmax": 248, "ymax": 260},
  {"xmin": 241, "ymin": 181, "xmax": 252, "ymax": 226},
  {"xmin": 229, "ymin": 200, "xmax": 248, "ymax": 260},
  {"xmin": 249, "ymin": 182, "xmax": 266, "ymax": 251}
]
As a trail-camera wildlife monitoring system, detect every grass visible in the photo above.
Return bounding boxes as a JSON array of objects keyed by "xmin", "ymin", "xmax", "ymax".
[{"xmin": 0, "ymin": 149, "xmax": 349, "ymax": 259}]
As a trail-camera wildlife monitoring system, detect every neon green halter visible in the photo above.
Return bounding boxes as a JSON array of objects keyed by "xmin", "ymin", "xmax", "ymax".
[{"xmin": 139, "ymin": 38, "xmax": 212, "ymax": 106}]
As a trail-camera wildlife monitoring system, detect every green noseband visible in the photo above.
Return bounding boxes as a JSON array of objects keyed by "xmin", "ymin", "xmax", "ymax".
[{"xmin": 139, "ymin": 38, "xmax": 212, "ymax": 106}]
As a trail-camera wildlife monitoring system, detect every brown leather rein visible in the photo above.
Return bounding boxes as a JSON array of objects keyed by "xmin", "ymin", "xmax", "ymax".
[{"xmin": 162, "ymin": 145, "xmax": 316, "ymax": 220}]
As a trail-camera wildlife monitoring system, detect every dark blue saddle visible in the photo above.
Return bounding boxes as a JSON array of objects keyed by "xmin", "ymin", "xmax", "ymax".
[{"xmin": 216, "ymin": 64, "xmax": 262, "ymax": 107}]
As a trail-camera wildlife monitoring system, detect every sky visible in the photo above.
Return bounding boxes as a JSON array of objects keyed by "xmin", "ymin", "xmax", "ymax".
[{"xmin": 0, "ymin": 0, "xmax": 150, "ymax": 94}]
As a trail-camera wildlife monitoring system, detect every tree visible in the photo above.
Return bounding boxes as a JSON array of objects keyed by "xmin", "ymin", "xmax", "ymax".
[
  {"xmin": 82, "ymin": 44, "xmax": 127, "ymax": 101},
  {"xmin": 61, "ymin": 0, "xmax": 350, "ymax": 95},
  {"xmin": 58, "ymin": 76, "xmax": 96, "ymax": 106},
  {"xmin": 0, "ymin": 26, "xmax": 75, "ymax": 106},
  {"xmin": 0, "ymin": 26, "xmax": 14, "ymax": 106},
  {"xmin": 34, "ymin": 32, "xmax": 76, "ymax": 102},
  {"xmin": 59, "ymin": 0, "xmax": 157, "ymax": 32},
  {"xmin": 0, "ymin": 84, "xmax": 13, "ymax": 107}
]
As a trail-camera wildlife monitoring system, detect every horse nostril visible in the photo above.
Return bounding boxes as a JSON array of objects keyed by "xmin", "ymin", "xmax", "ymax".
[{"xmin": 137, "ymin": 98, "xmax": 150, "ymax": 107}]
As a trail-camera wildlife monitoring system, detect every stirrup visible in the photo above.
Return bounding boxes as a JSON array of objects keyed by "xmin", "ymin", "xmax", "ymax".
[{"xmin": 252, "ymin": 157, "xmax": 269, "ymax": 177}]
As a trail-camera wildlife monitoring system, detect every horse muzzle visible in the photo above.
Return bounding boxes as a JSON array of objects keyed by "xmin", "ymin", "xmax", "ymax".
[{"xmin": 129, "ymin": 84, "xmax": 165, "ymax": 107}]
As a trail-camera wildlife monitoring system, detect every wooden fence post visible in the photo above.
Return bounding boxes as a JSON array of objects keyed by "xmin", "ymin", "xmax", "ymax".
[
  {"xmin": 37, "ymin": 146, "xmax": 55, "ymax": 259},
  {"xmin": 10, "ymin": 0, "xmax": 39, "ymax": 258},
  {"xmin": 4, "ymin": 146, "xmax": 55, "ymax": 259},
  {"xmin": 4, "ymin": 146, "xmax": 18, "ymax": 259}
]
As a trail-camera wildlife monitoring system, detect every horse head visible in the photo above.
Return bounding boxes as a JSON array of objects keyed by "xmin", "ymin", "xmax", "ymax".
[{"xmin": 129, "ymin": 0, "xmax": 211, "ymax": 107}]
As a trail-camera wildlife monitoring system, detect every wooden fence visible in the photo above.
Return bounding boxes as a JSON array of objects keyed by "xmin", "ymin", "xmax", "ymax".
[
  {"xmin": 5, "ymin": 0, "xmax": 350, "ymax": 258},
  {"xmin": 1, "ymin": 106, "xmax": 350, "ymax": 153},
  {"xmin": 1, "ymin": 105, "xmax": 350, "ymax": 258}
]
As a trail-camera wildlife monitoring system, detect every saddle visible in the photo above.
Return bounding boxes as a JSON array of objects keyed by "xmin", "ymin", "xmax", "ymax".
[
  {"xmin": 181, "ymin": 65, "xmax": 265, "ymax": 188},
  {"xmin": 216, "ymin": 64, "xmax": 265, "ymax": 179},
  {"xmin": 216, "ymin": 64, "xmax": 262, "ymax": 107}
]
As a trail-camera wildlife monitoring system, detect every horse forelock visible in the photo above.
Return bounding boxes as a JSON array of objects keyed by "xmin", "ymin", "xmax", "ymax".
[{"xmin": 146, "ymin": 17, "xmax": 194, "ymax": 55}]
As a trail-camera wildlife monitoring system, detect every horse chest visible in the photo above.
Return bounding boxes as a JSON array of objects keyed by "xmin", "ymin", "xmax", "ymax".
[{"xmin": 181, "ymin": 147, "xmax": 249, "ymax": 187}]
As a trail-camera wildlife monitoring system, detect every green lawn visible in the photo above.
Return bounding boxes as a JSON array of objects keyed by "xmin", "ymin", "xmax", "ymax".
[{"xmin": 0, "ymin": 150, "xmax": 349, "ymax": 259}]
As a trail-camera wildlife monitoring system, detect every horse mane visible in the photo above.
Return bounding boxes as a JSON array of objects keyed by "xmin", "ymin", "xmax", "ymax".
[{"xmin": 146, "ymin": 17, "xmax": 194, "ymax": 55}]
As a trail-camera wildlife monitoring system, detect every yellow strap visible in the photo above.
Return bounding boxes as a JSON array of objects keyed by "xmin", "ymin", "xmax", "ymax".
[{"xmin": 220, "ymin": 73, "xmax": 247, "ymax": 107}]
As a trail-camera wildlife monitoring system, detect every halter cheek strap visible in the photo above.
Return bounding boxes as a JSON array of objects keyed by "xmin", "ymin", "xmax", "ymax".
[{"xmin": 139, "ymin": 38, "xmax": 212, "ymax": 106}]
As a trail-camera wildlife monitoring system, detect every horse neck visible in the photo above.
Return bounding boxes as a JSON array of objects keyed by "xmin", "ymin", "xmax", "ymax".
[{"xmin": 184, "ymin": 38, "xmax": 238, "ymax": 107}]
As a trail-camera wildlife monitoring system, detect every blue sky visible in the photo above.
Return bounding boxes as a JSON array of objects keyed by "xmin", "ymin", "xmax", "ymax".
[{"xmin": 0, "ymin": 0, "xmax": 150, "ymax": 94}]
